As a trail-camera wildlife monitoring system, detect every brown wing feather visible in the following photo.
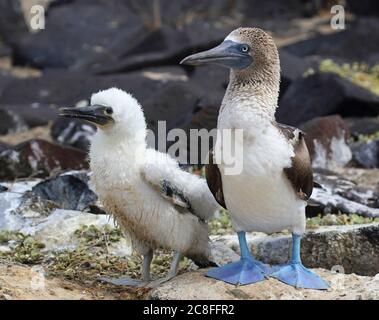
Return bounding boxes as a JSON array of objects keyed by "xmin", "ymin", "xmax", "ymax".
[
  {"xmin": 277, "ymin": 123, "xmax": 313, "ymax": 201},
  {"xmin": 205, "ymin": 149, "xmax": 226, "ymax": 209}
]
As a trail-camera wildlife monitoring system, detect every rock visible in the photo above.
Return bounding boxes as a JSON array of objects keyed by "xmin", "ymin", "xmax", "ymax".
[
  {"xmin": 0, "ymin": 104, "xmax": 59, "ymax": 129},
  {"xmin": 277, "ymin": 73, "xmax": 379, "ymax": 126},
  {"xmin": 282, "ymin": 18, "xmax": 379, "ymax": 64},
  {"xmin": 0, "ymin": 108, "xmax": 27, "ymax": 135},
  {"xmin": 51, "ymin": 118, "xmax": 95, "ymax": 151},
  {"xmin": 333, "ymin": 167, "xmax": 379, "ymax": 193},
  {"xmin": 87, "ymin": 22, "xmax": 229, "ymax": 74},
  {"xmin": 0, "ymin": 0, "xmax": 28, "ymax": 45},
  {"xmin": 301, "ymin": 115, "xmax": 352, "ymax": 169},
  {"xmin": 310, "ymin": 171, "xmax": 379, "ymax": 217},
  {"xmin": 279, "ymin": 51, "xmax": 318, "ymax": 99},
  {"xmin": 0, "ymin": 142, "xmax": 10, "ymax": 152},
  {"xmin": 0, "ymin": 139, "xmax": 88, "ymax": 180},
  {"xmin": 12, "ymin": 0, "xmax": 144, "ymax": 69},
  {"xmin": 28, "ymin": 175, "xmax": 97, "ymax": 211},
  {"xmin": 150, "ymin": 268, "xmax": 379, "ymax": 300},
  {"xmin": 210, "ymin": 223, "xmax": 379, "ymax": 277},
  {"xmin": 351, "ymin": 140, "xmax": 379, "ymax": 169},
  {"xmin": 30, "ymin": 209, "xmax": 131, "ymax": 253},
  {"xmin": 0, "ymin": 185, "xmax": 8, "ymax": 192},
  {"xmin": 346, "ymin": 0, "xmax": 379, "ymax": 16},
  {"xmin": 345, "ymin": 117, "xmax": 379, "ymax": 138}
]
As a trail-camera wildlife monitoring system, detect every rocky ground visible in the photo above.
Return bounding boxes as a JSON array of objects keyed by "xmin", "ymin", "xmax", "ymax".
[{"xmin": 0, "ymin": 0, "xmax": 379, "ymax": 300}]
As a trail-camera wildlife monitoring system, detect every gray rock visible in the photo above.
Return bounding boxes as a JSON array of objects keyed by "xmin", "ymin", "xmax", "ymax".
[
  {"xmin": 211, "ymin": 223, "xmax": 379, "ymax": 277},
  {"xmin": 345, "ymin": 117, "xmax": 379, "ymax": 138},
  {"xmin": 277, "ymin": 73, "xmax": 379, "ymax": 126},
  {"xmin": 150, "ymin": 269, "xmax": 379, "ymax": 300},
  {"xmin": 351, "ymin": 140, "xmax": 379, "ymax": 169},
  {"xmin": 310, "ymin": 171, "xmax": 379, "ymax": 218}
]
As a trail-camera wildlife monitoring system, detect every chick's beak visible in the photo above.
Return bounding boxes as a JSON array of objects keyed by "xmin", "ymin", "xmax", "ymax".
[
  {"xmin": 59, "ymin": 105, "xmax": 114, "ymax": 126},
  {"xmin": 180, "ymin": 40, "xmax": 252, "ymax": 69}
]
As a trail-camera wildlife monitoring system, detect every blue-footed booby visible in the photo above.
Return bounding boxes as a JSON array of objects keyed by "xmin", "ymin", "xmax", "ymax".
[
  {"xmin": 181, "ymin": 28, "xmax": 329, "ymax": 289},
  {"xmin": 60, "ymin": 88, "xmax": 219, "ymax": 287}
]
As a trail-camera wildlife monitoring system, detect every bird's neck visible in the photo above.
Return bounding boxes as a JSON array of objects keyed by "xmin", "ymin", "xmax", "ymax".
[{"xmin": 222, "ymin": 61, "xmax": 280, "ymax": 120}]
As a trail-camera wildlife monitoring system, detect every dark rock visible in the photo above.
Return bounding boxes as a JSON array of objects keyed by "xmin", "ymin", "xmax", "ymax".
[
  {"xmin": 300, "ymin": 115, "xmax": 352, "ymax": 169},
  {"xmin": 279, "ymin": 51, "xmax": 318, "ymax": 99},
  {"xmin": 86, "ymin": 22, "xmax": 229, "ymax": 74},
  {"xmin": 0, "ymin": 141, "xmax": 10, "ymax": 152},
  {"xmin": 0, "ymin": 68, "xmax": 184, "ymax": 107},
  {"xmin": 346, "ymin": 0, "xmax": 379, "ymax": 16},
  {"xmin": 308, "ymin": 170, "xmax": 379, "ymax": 218},
  {"xmin": 345, "ymin": 117, "xmax": 379, "ymax": 138},
  {"xmin": 0, "ymin": 0, "xmax": 28, "ymax": 45},
  {"xmin": 0, "ymin": 108, "xmax": 27, "ymax": 135},
  {"xmin": 13, "ymin": 0, "xmax": 144, "ymax": 69},
  {"xmin": 0, "ymin": 104, "xmax": 58, "ymax": 131},
  {"xmin": 30, "ymin": 175, "xmax": 97, "ymax": 211},
  {"xmin": 282, "ymin": 18, "xmax": 379, "ymax": 64},
  {"xmin": 277, "ymin": 73, "xmax": 379, "ymax": 126},
  {"xmin": 0, "ymin": 139, "xmax": 88, "ymax": 180},
  {"xmin": 351, "ymin": 140, "xmax": 379, "ymax": 169},
  {"xmin": 0, "ymin": 185, "xmax": 8, "ymax": 192},
  {"xmin": 51, "ymin": 118, "xmax": 95, "ymax": 151}
]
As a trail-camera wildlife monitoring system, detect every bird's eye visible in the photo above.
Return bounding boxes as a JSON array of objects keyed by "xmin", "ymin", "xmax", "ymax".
[
  {"xmin": 241, "ymin": 45, "xmax": 250, "ymax": 53},
  {"xmin": 105, "ymin": 107, "xmax": 113, "ymax": 115}
]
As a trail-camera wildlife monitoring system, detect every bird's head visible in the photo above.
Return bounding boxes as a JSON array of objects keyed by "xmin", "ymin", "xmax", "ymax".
[
  {"xmin": 59, "ymin": 88, "xmax": 146, "ymax": 140},
  {"xmin": 181, "ymin": 27, "xmax": 279, "ymax": 83}
]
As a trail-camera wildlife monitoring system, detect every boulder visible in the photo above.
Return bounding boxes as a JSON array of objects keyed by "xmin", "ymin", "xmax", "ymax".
[
  {"xmin": 86, "ymin": 22, "xmax": 229, "ymax": 74},
  {"xmin": 210, "ymin": 223, "xmax": 379, "ymax": 276},
  {"xmin": 0, "ymin": 104, "xmax": 58, "ymax": 133},
  {"xmin": 0, "ymin": 139, "xmax": 88, "ymax": 180},
  {"xmin": 150, "ymin": 269, "xmax": 379, "ymax": 300},
  {"xmin": 310, "ymin": 170, "xmax": 379, "ymax": 218},
  {"xmin": 346, "ymin": 0, "xmax": 379, "ymax": 16},
  {"xmin": 0, "ymin": 0, "xmax": 28, "ymax": 45},
  {"xmin": 12, "ymin": 0, "xmax": 144, "ymax": 69},
  {"xmin": 28, "ymin": 175, "xmax": 97, "ymax": 211},
  {"xmin": 277, "ymin": 73, "xmax": 379, "ymax": 126},
  {"xmin": 51, "ymin": 118, "xmax": 95, "ymax": 151},
  {"xmin": 300, "ymin": 115, "xmax": 352, "ymax": 169},
  {"xmin": 282, "ymin": 18, "xmax": 379, "ymax": 64},
  {"xmin": 345, "ymin": 117, "xmax": 379, "ymax": 138},
  {"xmin": 0, "ymin": 108, "xmax": 27, "ymax": 135},
  {"xmin": 351, "ymin": 140, "xmax": 379, "ymax": 169}
]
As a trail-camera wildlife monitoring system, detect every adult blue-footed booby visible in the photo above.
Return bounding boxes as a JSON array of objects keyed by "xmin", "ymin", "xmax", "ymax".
[
  {"xmin": 181, "ymin": 28, "xmax": 329, "ymax": 289},
  {"xmin": 60, "ymin": 88, "xmax": 219, "ymax": 287}
]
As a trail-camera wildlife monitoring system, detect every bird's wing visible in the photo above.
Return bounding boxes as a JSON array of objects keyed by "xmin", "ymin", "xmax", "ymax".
[
  {"xmin": 277, "ymin": 123, "xmax": 313, "ymax": 201},
  {"xmin": 205, "ymin": 149, "xmax": 226, "ymax": 209},
  {"xmin": 141, "ymin": 149, "xmax": 220, "ymax": 221}
]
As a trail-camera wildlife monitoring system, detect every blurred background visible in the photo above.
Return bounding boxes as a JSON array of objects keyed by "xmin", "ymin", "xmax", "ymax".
[
  {"xmin": 0, "ymin": 0, "xmax": 379, "ymax": 169},
  {"xmin": 0, "ymin": 0, "xmax": 378, "ymax": 300}
]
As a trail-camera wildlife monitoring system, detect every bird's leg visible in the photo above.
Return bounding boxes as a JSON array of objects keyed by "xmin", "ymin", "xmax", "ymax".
[
  {"xmin": 99, "ymin": 250, "xmax": 153, "ymax": 287},
  {"xmin": 147, "ymin": 251, "xmax": 181, "ymax": 288},
  {"xmin": 205, "ymin": 231, "xmax": 271, "ymax": 285},
  {"xmin": 142, "ymin": 249, "xmax": 153, "ymax": 282},
  {"xmin": 270, "ymin": 233, "xmax": 329, "ymax": 290}
]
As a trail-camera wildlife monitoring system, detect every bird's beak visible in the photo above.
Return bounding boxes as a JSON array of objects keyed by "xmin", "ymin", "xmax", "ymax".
[
  {"xmin": 180, "ymin": 40, "xmax": 252, "ymax": 69},
  {"xmin": 59, "ymin": 105, "xmax": 114, "ymax": 126}
]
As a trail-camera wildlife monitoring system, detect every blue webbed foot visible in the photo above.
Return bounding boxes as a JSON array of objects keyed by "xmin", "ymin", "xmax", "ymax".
[
  {"xmin": 271, "ymin": 262, "xmax": 329, "ymax": 290},
  {"xmin": 205, "ymin": 258, "xmax": 270, "ymax": 285}
]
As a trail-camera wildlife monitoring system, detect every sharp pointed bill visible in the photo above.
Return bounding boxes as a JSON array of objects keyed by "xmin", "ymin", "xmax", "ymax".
[
  {"xmin": 181, "ymin": 40, "xmax": 253, "ymax": 69},
  {"xmin": 60, "ymin": 105, "xmax": 114, "ymax": 127}
]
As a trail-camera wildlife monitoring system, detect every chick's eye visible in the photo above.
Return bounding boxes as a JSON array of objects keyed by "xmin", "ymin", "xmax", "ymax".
[
  {"xmin": 105, "ymin": 107, "xmax": 113, "ymax": 115},
  {"xmin": 241, "ymin": 45, "xmax": 249, "ymax": 53}
]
